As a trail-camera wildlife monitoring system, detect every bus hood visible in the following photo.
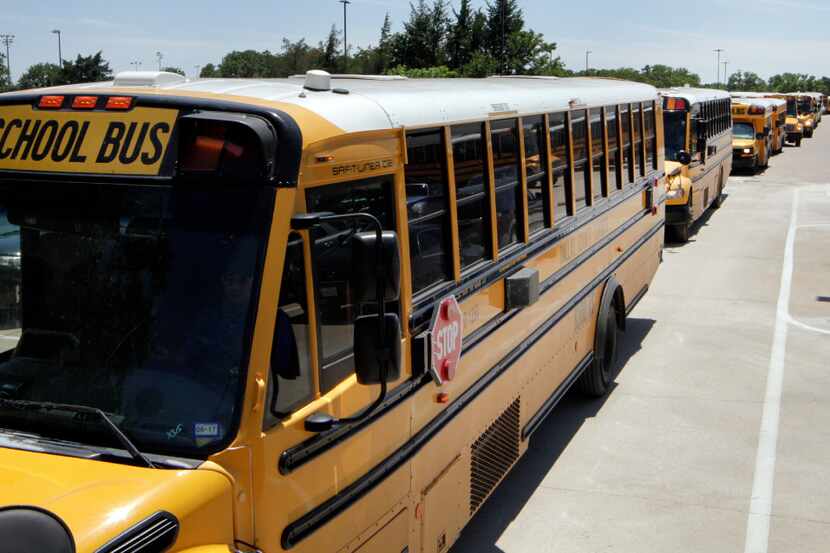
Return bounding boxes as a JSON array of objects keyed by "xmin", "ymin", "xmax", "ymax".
[
  {"xmin": 0, "ymin": 446, "xmax": 235, "ymax": 552},
  {"xmin": 732, "ymin": 138, "xmax": 755, "ymax": 150}
]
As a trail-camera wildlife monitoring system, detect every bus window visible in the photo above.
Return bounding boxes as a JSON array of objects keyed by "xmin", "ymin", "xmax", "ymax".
[
  {"xmin": 268, "ymin": 231, "xmax": 314, "ymax": 421},
  {"xmin": 452, "ymin": 123, "xmax": 491, "ymax": 269},
  {"xmin": 490, "ymin": 119, "xmax": 522, "ymax": 250},
  {"xmin": 405, "ymin": 129, "xmax": 453, "ymax": 294},
  {"xmin": 644, "ymin": 102, "xmax": 656, "ymax": 170},
  {"xmin": 549, "ymin": 112, "xmax": 571, "ymax": 222},
  {"xmin": 620, "ymin": 104, "xmax": 632, "ymax": 185},
  {"xmin": 306, "ymin": 176, "xmax": 395, "ymax": 392},
  {"xmin": 605, "ymin": 106, "xmax": 621, "ymax": 192},
  {"xmin": 570, "ymin": 110, "xmax": 590, "ymax": 210},
  {"xmin": 632, "ymin": 103, "xmax": 644, "ymax": 177},
  {"xmin": 589, "ymin": 108, "xmax": 605, "ymax": 201},
  {"xmin": 523, "ymin": 115, "xmax": 549, "ymax": 234}
]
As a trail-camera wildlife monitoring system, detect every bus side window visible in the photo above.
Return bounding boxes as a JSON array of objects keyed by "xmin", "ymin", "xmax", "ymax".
[
  {"xmin": 405, "ymin": 129, "xmax": 453, "ymax": 295},
  {"xmin": 632, "ymin": 103, "xmax": 644, "ymax": 178},
  {"xmin": 451, "ymin": 123, "xmax": 491, "ymax": 269},
  {"xmin": 306, "ymin": 176, "xmax": 395, "ymax": 392},
  {"xmin": 620, "ymin": 104, "xmax": 632, "ymax": 185},
  {"xmin": 267, "ymin": 231, "xmax": 314, "ymax": 422},
  {"xmin": 522, "ymin": 115, "xmax": 549, "ymax": 234},
  {"xmin": 490, "ymin": 118, "xmax": 522, "ymax": 250},
  {"xmin": 570, "ymin": 109, "xmax": 589, "ymax": 211},
  {"xmin": 589, "ymin": 108, "xmax": 605, "ymax": 202},
  {"xmin": 644, "ymin": 102, "xmax": 656, "ymax": 170},
  {"xmin": 549, "ymin": 112, "xmax": 571, "ymax": 223},
  {"xmin": 605, "ymin": 106, "xmax": 621, "ymax": 192}
]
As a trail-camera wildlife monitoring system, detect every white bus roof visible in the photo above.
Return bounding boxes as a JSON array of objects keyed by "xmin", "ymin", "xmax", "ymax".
[
  {"xmin": 6, "ymin": 71, "xmax": 659, "ymax": 134},
  {"xmin": 731, "ymin": 97, "xmax": 786, "ymax": 109},
  {"xmin": 658, "ymin": 86, "xmax": 730, "ymax": 105}
]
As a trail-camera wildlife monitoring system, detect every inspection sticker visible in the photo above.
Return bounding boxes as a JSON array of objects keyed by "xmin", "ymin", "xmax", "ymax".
[{"xmin": 194, "ymin": 422, "xmax": 221, "ymax": 438}]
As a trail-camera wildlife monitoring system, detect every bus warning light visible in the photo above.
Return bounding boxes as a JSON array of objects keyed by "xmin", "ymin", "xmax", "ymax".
[
  {"xmin": 71, "ymin": 96, "xmax": 98, "ymax": 109},
  {"xmin": 38, "ymin": 95, "xmax": 64, "ymax": 109}
]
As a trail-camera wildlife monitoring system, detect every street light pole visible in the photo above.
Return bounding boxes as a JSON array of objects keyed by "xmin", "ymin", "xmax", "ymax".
[
  {"xmin": 722, "ymin": 60, "xmax": 729, "ymax": 88},
  {"xmin": 156, "ymin": 51, "xmax": 163, "ymax": 71},
  {"xmin": 51, "ymin": 29, "xmax": 62, "ymax": 67},
  {"xmin": 713, "ymin": 48, "xmax": 724, "ymax": 86},
  {"xmin": 0, "ymin": 34, "xmax": 14, "ymax": 86},
  {"xmin": 339, "ymin": 0, "xmax": 351, "ymax": 71},
  {"xmin": 586, "ymin": 50, "xmax": 592, "ymax": 73}
]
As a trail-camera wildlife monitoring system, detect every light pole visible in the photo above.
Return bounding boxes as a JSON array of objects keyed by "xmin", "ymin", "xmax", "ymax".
[
  {"xmin": 130, "ymin": 60, "xmax": 142, "ymax": 71},
  {"xmin": 339, "ymin": 0, "xmax": 351, "ymax": 71},
  {"xmin": 51, "ymin": 29, "xmax": 62, "ymax": 68},
  {"xmin": 156, "ymin": 51, "xmax": 163, "ymax": 71},
  {"xmin": 194, "ymin": 64, "xmax": 201, "ymax": 78},
  {"xmin": 722, "ymin": 60, "xmax": 729, "ymax": 88},
  {"xmin": 0, "ymin": 34, "xmax": 14, "ymax": 86},
  {"xmin": 713, "ymin": 48, "xmax": 724, "ymax": 86},
  {"xmin": 585, "ymin": 50, "xmax": 592, "ymax": 73}
]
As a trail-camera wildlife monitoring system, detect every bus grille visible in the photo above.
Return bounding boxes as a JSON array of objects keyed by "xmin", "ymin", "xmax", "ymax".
[{"xmin": 470, "ymin": 397, "xmax": 521, "ymax": 514}]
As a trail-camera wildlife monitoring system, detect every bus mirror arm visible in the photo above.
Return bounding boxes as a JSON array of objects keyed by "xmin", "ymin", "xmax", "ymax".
[{"xmin": 291, "ymin": 212, "xmax": 402, "ymax": 434}]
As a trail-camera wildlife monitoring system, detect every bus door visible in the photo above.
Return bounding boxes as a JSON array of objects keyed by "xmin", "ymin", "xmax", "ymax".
[{"xmin": 256, "ymin": 129, "xmax": 414, "ymax": 552}]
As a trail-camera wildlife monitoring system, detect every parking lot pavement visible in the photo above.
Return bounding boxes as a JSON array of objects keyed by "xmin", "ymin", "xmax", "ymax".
[{"xmin": 452, "ymin": 128, "xmax": 830, "ymax": 553}]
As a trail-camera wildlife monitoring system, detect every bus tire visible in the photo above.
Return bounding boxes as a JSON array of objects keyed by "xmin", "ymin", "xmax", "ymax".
[
  {"xmin": 674, "ymin": 223, "xmax": 690, "ymax": 243},
  {"xmin": 578, "ymin": 280, "xmax": 621, "ymax": 397},
  {"xmin": 796, "ymin": 137, "xmax": 802, "ymax": 147}
]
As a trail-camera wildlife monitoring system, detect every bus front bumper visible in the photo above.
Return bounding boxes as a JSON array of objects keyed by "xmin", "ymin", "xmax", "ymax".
[
  {"xmin": 732, "ymin": 154, "xmax": 757, "ymax": 170},
  {"xmin": 666, "ymin": 203, "xmax": 692, "ymax": 226}
]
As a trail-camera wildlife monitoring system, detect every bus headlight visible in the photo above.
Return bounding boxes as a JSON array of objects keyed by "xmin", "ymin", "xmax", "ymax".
[
  {"xmin": 666, "ymin": 187, "xmax": 684, "ymax": 200},
  {"xmin": 743, "ymin": 148, "xmax": 752, "ymax": 154},
  {"xmin": 805, "ymin": 120, "xmax": 813, "ymax": 127}
]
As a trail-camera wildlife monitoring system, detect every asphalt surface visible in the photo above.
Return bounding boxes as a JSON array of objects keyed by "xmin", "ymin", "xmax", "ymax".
[{"xmin": 452, "ymin": 127, "xmax": 830, "ymax": 553}]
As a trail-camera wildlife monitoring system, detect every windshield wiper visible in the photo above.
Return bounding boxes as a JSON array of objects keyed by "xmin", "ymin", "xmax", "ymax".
[{"xmin": 0, "ymin": 398, "xmax": 155, "ymax": 468}]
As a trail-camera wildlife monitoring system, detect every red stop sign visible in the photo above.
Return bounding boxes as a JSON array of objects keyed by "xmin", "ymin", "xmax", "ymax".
[{"xmin": 430, "ymin": 295, "xmax": 463, "ymax": 385}]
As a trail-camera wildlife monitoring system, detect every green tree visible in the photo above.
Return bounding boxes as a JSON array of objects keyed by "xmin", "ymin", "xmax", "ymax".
[
  {"xmin": 391, "ymin": 0, "xmax": 450, "ymax": 69},
  {"xmin": 727, "ymin": 70, "xmax": 767, "ymax": 92},
  {"xmin": 17, "ymin": 62, "xmax": 64, "ymax": 89},
  {"xmin": 217, "ymin": 50, "xmax": 276, "ymax": 78},
  {"xmin": 640, "ymin": 64, "xmax": 700, "ymax": 87},
  {"xmin": 387, "ymin": 64, "xmax": 458, "ymax": 78},
  {"xmin": 200, "ymin": 63, "xmax": 220, "ymax": 77},
  {"xmin": 769, "ymin": 73, "xmax": 812, "ymax": 93},
  {"xmin": 484, "ymin": 0, "xmax": 524, "ymax": 73},
  {"xmin": 447, "ymin": 0, "xmax": 476, "ymax": 70},
  {"xmin": 60, "ymin": 52, "xmax": 112, "ymax": 83},
  {"xmin": 375, "ymin": 12, "xmax": 394, "ymax": 74},
  {"xmin": 161, "ymin": 66, "xmax": 185, "ymax": 76},
  {"xmin": 281, "ymin": 39, "xmax": 315, "ymax": 76},
  {"xmin": 320, "ymin": 25, "xmax": 342, "ymax": 73}
]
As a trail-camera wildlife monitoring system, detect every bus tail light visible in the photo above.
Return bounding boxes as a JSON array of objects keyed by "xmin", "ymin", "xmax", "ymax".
[
  {"xmin": 177, "ymin": 111, "xmax": 277, "ymax": 184},
  {"xmin": 38, "ymin": 95, "xmax": 64, "ymax": 109},
  {"xmin": 71, "ymin": 96, "xmax": 98, "ymax": 109},
  {"xmin": 664, "ymin": 97, "xmax": 688, "ymax": 111}
]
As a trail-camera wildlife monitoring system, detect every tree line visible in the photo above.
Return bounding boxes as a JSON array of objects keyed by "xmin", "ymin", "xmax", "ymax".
[{"xmin": 3, "ymin": 0, "xmax": 830, "ymax": 97}]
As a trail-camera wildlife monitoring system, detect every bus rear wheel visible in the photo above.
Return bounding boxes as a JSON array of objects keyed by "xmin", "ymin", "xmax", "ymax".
[
  {"xmin": 578, "ymin": 299, "xmax": 619, "ymax": 397},
  {"xmin": 795, "ymin": 137, "xmax": 803, "ymax": 147}
]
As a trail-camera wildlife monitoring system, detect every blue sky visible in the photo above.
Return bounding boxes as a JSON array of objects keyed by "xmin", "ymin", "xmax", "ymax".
[{"xmin": 2, "ymin": 0, "xmax": 830, "ymax": 82}]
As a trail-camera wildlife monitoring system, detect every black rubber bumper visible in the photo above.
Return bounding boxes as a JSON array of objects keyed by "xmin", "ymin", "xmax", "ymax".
[
  {"xmin": 666, "ymin": 204, "xmax": 692, "ymax": 226},
  {"xmin": 732, "ymin": 156, "xmax": 757, "ymax": 170}
]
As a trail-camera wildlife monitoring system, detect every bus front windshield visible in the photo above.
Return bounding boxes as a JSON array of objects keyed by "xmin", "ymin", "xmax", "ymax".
[
  {"xmin": 663, "ymin": 111, "xmax": 687, "ymax": 162},
  {"xmin": 787, "ymin": 99, "xmax": 797, "ymax": 116},
  {"xmin": 733, "ymin": 122, "xmax": 755, "ymax": 139},
  {"xmin": 797, "ymin": 98, "xmax": 813, "ymax": 114},
  {"xmin": 0, "ymin": 182, "xmax": 272, "ymax": 460}
]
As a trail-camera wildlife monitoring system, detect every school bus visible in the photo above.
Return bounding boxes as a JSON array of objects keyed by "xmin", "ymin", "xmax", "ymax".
[
  {"xmin": 793, "ymin": 93, "xmax": 818, "ymax": 137},
  {"xmin": 730, "ymin": 93, "xmax": 787, "ymax": 155},
  {"xmin": 659, "ymin": 87, "xmax": 732, "ymax": 242},
  {"xmin": 730, "ymin": 99, "xmax": 776, "ymax": 171},
  {"xmin": 0, "ymin": 71, "xmax": 665, "ymax": 553}
]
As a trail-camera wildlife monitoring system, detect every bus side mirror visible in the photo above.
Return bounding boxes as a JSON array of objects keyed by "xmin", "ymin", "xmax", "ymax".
[
  {"xmin": 354, "ymin": 313, "xmax": 402, "ymax": 384},
  {"xmin": 350, "ymin": 231, "xmax": 401, "ymax": 304},
  {"xmin": 676, "ymin": 150, "xmax": 692, "ymax": 165}
]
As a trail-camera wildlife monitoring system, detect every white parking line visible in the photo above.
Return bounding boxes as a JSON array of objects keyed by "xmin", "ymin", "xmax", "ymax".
[{"xmin": 743, "ymin": 189, "xmax": 798, "ymax": 553}]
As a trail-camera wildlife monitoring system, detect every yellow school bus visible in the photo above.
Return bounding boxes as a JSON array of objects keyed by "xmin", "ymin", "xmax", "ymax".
[
  {"xmin": 659, "ymin": 87, "xmax": 732, "ymax": 242},
  {"xmin": 0, "ymin": 71, "xmax": 665, "ymax": 553},
  {"xmin": 793, "ymin": 93, "xmax": 818, "ymax": 137},
  {"xmin": 730, "ymin": 99, "xmax": 775, "ymax": 171}
]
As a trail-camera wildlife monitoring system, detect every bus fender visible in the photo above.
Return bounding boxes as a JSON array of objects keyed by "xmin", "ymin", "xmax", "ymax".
[{"xmin": 599, "ymin": 275, "xmax": 625, "ymax": 333}]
